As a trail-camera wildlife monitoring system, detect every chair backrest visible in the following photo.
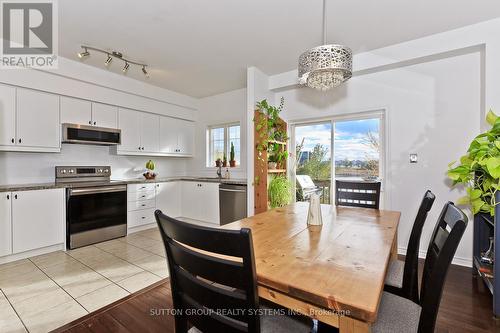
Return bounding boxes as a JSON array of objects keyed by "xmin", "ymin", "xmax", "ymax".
[
  {"xmin": 403, "ymin": 190, "xmax": 436, "ymax": 303},
  {"xmin": 418, "ymin": 202, "xmax": 468, "ymax": 333},
  {"xmin": 335, "ymin": 180, "xmax": 381, "ymax": 209},
  {"xmin": 296, "ymin": 175, "xmax": 316, "ymax": 190},
  {"xmin": 155, "ymin": 210, "xmax": 260, "ymax": 333}
]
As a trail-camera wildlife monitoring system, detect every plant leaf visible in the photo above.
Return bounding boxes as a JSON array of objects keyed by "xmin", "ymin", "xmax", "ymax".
[
  {"xmin": 487, "ymin": 109, "xmax": 499, "ymax": 126},
  {"xmin": 486, "ymin": 157, "xmax": 500, "ymax": 179}
]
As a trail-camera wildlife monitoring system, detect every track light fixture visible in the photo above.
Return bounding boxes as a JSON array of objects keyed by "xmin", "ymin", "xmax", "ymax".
[
  {"xmin": 76, "ymin": 45, "xmax": 150, "ymax": 77},
  {"xmin": 77, "ymin": 48, "xmax": 90, "ymax": 59},
  {"xmin": 104, "ymin": 54, "xmax": 113, "ymax": 66}
]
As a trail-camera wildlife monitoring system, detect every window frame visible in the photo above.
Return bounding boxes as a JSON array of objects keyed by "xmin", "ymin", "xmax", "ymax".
[{"xmin": 206, "ymin": 122, "xmax": 241, "ymax": 168}]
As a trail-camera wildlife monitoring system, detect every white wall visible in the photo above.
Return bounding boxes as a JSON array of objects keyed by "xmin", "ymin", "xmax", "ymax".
[
  {"xmin": 276, "ymin": 52, "xmax": 480, "ymax": 266},
  {"xmin": 0, "ymin": 145, "xmax": 188, "ymax": 184},
  {"xmin": 187, "ymin": 88, "xmax": 247, "ymax": 178}
]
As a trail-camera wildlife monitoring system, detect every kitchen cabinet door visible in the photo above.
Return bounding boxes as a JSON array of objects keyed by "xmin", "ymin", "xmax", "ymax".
[
  {"xmin": 159, "ymin": 116, "xmax": 179, "ymax": 154},
  {"xmin": 177, "ymin": 120, "xmax": 195, "ymax": 155},
  {"xmin": 92, "ymin": 103, "xmax": 118, "ymax": 128},
  {"xmin": 0, "ymin": 84, "xmax": 16, "ymax": 147},
  {"xmin": 60, "ymin": 96, "xmax": 91, "ymax": 126},
  {"xmin": 118, "ymin": 108, "xmax": 141, "ymax": 152},
  {"xmin": 156, "ymin": 182, "xmax": 181, "ymax": 218},
  {"xmin": 197, "ymin": 182, "xmax": 220, "ymax": 224},
  {"xmin": 181, "ymin": 182, "xmax": 200, "ymax": 220},
  {"xmin": 16, "ymin": 88, "xmax": 60, "ymax": 149},
  {"xmin": 0, "ymin": 192, "xmax": 12, "ymax": 257},
  {"xmin": 12, "ymin": 189, "xmax": 65, "ymax": 254},
  {"xmin": 141, "ymin": 112, "xmax": 160, "ymax": 153}
]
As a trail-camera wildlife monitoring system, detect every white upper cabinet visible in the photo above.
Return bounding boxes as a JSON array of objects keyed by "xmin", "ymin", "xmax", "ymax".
[
  {"xmin": 60, "ymin": 96, "xmax": 92, "ymax": 125},
  {"xmin": 178, "ymin": 120, "xmax": 195, "ymax": 155},
  {"xmin": 118, "ymin": 107, "xmax": 142, "ymax": 152},
  {"xmin": 159, "ymin": 116, "xmax": 194, "ymax": 156},
  {"xmin": 92, "ymin": 103, "xmax": 118, "ymax": 128},
  {"xmin": 159, "ymin": 116, "xmax": 179, "ymax": 154},
  {"xmin": 0, "ymin": 84, "xmax": 16, "ymax": 147},
  {"xmin": 16, "ymin": 88, "xmax": 60, "ymax": 150},
  {"xmin": 141, "ymin": 112, "xmax": 160, "ymax": 153}
]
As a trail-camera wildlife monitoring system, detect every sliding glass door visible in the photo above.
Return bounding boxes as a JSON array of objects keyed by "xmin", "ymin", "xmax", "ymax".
[{"xmin": 291, "ymin": 112, "xmax": 384, "ymax": 204}]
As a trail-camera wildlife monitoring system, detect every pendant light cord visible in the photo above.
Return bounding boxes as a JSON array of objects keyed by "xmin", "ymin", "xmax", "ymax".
[{"xmin": 322, "ymin": 0, "xmax": 327, "ymax": 45}]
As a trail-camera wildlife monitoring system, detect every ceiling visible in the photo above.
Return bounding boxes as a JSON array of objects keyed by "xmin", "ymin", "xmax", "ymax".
[{"xmin": 59, "ymin": 0, "xmax": 500, "ymax": 98}]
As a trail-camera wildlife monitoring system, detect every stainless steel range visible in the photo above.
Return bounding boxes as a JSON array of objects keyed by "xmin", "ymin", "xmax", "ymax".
[{"xmin": 56, "ymin": 166, "xmax": 127, "ymax": 249}]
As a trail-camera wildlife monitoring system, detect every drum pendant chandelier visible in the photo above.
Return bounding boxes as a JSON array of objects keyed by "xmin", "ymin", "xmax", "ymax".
[{"xmin": 298, "ymin": 0, "xmax": 352, "ymax": 91}]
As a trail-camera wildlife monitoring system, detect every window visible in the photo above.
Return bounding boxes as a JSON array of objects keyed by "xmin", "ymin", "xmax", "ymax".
[
  {"xmin": 292, "ymin": 111, "xmax": 384, "ymax": 204},
  {"xmin": 207, "ymin": 123, "xmax": 241, "ymax": 167}
]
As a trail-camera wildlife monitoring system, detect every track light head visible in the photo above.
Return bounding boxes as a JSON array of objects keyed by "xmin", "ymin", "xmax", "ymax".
[
  {"xmin": 122, "ymin": 62, "xmax": 130, "ymax": 73},
  {"xmin": 142, "ymin": 66, "xmax": 149, "ymax": 77},
  {"xmin": 104, "ymin": 55, "xmax": 112, "ymax": 66},
  {"xmin": 77, "ymin": 48, "xmax": 89, "ymax": 59}
]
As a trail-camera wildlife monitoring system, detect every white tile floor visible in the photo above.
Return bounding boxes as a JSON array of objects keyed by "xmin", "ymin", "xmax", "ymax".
[{"xmin": 0, "ymin": 227, "xmax": 169, "ymax": 333}]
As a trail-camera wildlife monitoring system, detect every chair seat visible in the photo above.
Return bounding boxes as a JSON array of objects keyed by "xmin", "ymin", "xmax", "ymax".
[
  {"xmin": 372, "ymin": 291, "xmax": 421, "ymax": 333},
  {"xmin": 188, "ymin": 306, "xmax": 311, "ymax": 333},
  {"xmin": 384, "ymin": 259, "xmax": 404, "ymax": 288}
]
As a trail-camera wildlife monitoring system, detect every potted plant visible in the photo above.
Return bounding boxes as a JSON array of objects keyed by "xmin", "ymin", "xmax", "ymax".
[
  {"xmin": 222, "ymin": 154, "xmax": 228, "ymax": 167},
  {"xmin": 230, "ymin": 142, "xmax": 236, "ymax": 167},
  {"xmin": 268, "ymin": 154, "xmax": 278, "ymax": 169},
  {"xmin": 215, "ymin": 158, "xmax": 222, "ymax": 168},
  {"xmin": 448, "ymin": 110, "xmax": 500, "ymax": 215},
  {"xmin": 143, "ymin": 160, "xmax": 156, "ymax": 180},
  {"xmin": 268, "ymin": 175, "xmax": 292, "ymax": 208}
]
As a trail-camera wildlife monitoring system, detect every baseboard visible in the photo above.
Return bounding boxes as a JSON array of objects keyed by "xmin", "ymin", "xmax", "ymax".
[
  {"xmin": 398, "ymin": 246, "xmax": 472, "ymax": 267},
  {"xmin": 127, "ymin": 223, "xmax": 158, "ymax": 234},
  {"xmin": 0, "ymin": 243, "xmax": 65, "ymax": 265}
]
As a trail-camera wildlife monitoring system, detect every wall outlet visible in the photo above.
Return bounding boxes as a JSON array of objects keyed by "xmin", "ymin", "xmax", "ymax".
[{"xmin": 410, "ymin": 154, "xmax": 418, "ymax": 163}]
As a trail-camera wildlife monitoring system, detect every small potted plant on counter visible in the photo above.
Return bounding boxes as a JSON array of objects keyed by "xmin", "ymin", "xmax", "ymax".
[
  {"xmin": 215, "ymin": 158, "xmax": 222, "ymax": 168},
  {"xmin": 230, "ymin": 142, "xmax": 236, "ymax": 167},
  {"xmin": 223, "ymin": 154, "xmax": 228, "ymax": 167},
  {"xmin": 144, "ymin": 160, "xmax": 156, "ymax": 180}
]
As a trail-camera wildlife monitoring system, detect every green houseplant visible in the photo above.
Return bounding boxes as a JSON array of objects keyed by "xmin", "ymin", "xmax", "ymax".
[
  {"xmin": 448, "ymin": 110, "xmax": 500, "ymax": 215},
  {"xmin": 230, "ymin": 142, "xmax": 236, "ymax": 167},
  {"xmin": 222, "ymin": 154, "xmax": 228, "ymax": 167},
  {"xmin": 268, "ymin": 175, "xmax": 292, "ymax": 208}
]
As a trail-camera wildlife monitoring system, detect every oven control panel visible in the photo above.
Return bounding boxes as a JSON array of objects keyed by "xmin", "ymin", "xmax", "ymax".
[{"xmin": 55, "ymin": 166, "xmax": 111, "ymax": 179}]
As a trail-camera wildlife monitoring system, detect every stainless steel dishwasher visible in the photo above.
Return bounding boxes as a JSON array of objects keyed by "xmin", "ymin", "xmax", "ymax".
[{"xmin": 219, "ymin": 183, "xmax": 247, "ymax": 225}]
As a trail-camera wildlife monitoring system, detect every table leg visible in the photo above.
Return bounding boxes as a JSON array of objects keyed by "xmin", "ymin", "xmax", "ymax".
[
  {"xmin": 390, "ymin": 229, "xmax": 398, "ymax": 260},
  {"xmin": 339, "ymin": 316, "xmax": 372, "ymax": 333}
]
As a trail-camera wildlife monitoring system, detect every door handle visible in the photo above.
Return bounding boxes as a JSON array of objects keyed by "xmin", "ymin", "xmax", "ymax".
[
  {"xmin": 220, "ymin": 188, "xmax": 247, "ymax": 193},
  {"xmin": 6, "ymin": 194, "xmax": 9, "ymax": 200},
  {"xmin": 14, "ymin": 194, "xmax": 17, "ymax": 199}
]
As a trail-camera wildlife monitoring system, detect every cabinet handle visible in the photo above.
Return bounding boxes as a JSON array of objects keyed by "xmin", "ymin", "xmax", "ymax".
[
  {"xmin": 6, "ymin": 194, "xmax": 9, "ymax": 200},
  {"xmin": 18, "ymin": 139, "xmax": 21, "ymax": 143},
  {"xmin": 89, "ymin": 121, "xmax": 92, "ymax": 125},
  {"xmin": 141, "ymin": 204, "xmax": 146, "ymax": 207},
  {"xmin": 138, "ymin": 147, "xmax": 141, "ymax": 150},
  {"xmin": 93, "ymin": 121, "xmax": 96, "ymax": 125},
  {"xmin": 141, "ymin": 216, "xmax": 146, "ymax": 219},
  {"xmin": 141, "ymin": 195, "xmax": 146, "ymax": 198},
  {"xmin": 11, "ymin": 138, "xmax": 14, "ymax": 143},
  {"xmin": 14, "ymin": 194, "xmax": 17, "ymax": 199}
]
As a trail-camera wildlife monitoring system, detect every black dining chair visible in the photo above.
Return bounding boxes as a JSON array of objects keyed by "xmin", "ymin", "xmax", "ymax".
[
  {"xmin": 154, "ymin": 210, "xmax": 310, "ymax": 333},
  {"xmin": 335, "ymin": 180, "xmax": 381, "ymax": 209},
  {"xmin": 384, "ymin": 190, "xmax": 436, "ymax": 303},
  {"xmin": 373, "ymin": 202, "xmax": 468, "ymax": 333}
]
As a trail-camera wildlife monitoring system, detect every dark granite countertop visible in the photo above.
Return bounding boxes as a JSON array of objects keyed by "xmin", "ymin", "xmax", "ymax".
[{"xmin": 0, "ymin": 177, "xmax": 248, "ymax": 192}]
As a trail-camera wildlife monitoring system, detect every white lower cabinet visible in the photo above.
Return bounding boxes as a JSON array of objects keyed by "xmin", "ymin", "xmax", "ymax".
[
  {"xmin": 0, "ymin": 192, "xmax": 12, "ymax": 257},
  {"xmin": 156, "ymin": 182, "xmax": 181, "ymax": 218},
  {"xmin": 181, "ymin": 181, "xmax": 219, "ymax": 224},
  {"xmin": 127, "ymin": 184, "xmax": 157, "ymax": 229},
  {"xmin": 11, "ymin": 188, "xmax": 65, "ymax": 254}
]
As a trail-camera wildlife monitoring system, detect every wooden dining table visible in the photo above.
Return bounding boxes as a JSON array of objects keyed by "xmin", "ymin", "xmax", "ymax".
[{"xmin": 223, "ymin": 202, "xmax": 400, "ymax": 333}]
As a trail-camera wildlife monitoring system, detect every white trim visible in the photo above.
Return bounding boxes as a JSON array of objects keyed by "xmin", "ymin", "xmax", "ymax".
[
  {"xmin": 398, "ymin": 246, "xmax": 472, "ymax": 268},
  {"xmin": 127, "ymin": 223, "xmax": 158, "ymax": 234}
]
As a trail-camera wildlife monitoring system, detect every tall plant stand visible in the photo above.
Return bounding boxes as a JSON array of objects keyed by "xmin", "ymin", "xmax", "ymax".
[
  {"xmin": 473, "ymin": 192, "xmax": 500, "ymax": 318},
  {"xmin": 253, "ymin": 110, "xmax": 288, "ymax": 214}
]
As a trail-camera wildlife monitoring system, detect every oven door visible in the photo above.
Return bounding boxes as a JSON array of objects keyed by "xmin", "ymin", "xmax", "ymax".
[{"xmin": 67, "ymin": 185, "xmax": 127, "ymax": 249}]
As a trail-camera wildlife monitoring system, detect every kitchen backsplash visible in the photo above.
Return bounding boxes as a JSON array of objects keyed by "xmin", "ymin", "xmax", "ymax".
[{"xmin": 0, "ymin": 144, "xmax": 188, "ymax": 184}]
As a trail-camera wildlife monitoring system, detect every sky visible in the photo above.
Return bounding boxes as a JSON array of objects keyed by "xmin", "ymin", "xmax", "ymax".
[{"xmin": 295, "ymin": 118, "xmax": 379, "ymax": 161}]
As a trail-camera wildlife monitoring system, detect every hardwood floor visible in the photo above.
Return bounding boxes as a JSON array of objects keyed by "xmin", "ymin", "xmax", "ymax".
[{"xmin": 53, "ymin": 264, "xmax": 500, "ymax": 333}]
